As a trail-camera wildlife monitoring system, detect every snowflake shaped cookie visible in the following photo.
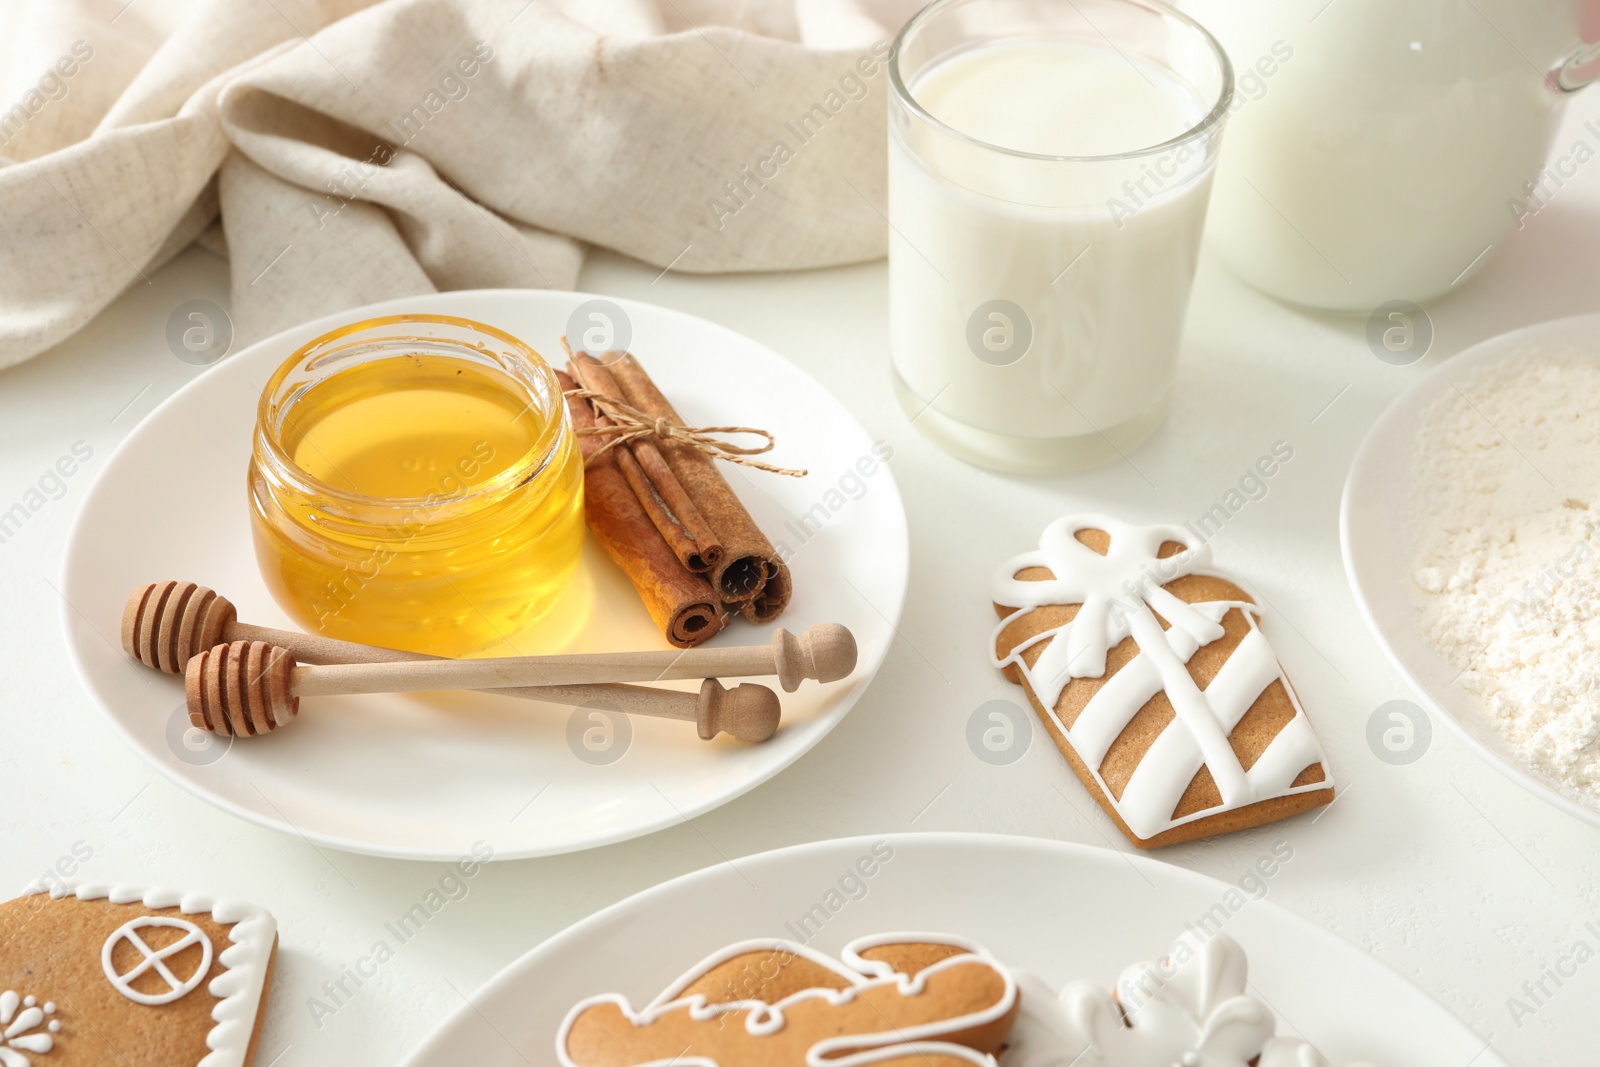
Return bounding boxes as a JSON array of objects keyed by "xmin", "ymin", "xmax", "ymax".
[{"xmin": 1004, "ymin": 933, "xmax": 1372, "ymax": 1067}]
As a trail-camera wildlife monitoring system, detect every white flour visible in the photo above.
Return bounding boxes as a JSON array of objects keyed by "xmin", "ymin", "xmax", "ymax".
[{"xmin": 1412, "ymin": 349, "xmax": 1600, "ymax": 806}]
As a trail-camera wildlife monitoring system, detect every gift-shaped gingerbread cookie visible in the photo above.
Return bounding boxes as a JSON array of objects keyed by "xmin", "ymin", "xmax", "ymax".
[
  {"xmin": 992, "ymin": 516, "xmax": 1333, "ymax": 847},
  {"xmin": 558, "ymin": 933, "xmax": 1019, "ymax": 1067},
  {"xmin": 0, "ymin": 883, "xmax": 277, "ymax": 1066}
]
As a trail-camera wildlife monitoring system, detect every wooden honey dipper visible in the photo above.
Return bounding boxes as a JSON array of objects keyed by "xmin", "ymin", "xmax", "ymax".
[
  {"xmin": 123, "ymin": 581, "xmax": 856, "ymax": 690},
  {"xmin": 186, "ymin": 640, "xmax": 780, "ymax": 742}
]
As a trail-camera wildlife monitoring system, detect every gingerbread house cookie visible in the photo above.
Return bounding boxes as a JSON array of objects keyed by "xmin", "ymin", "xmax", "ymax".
[
  {"xmin": 558, "ymin": 933, "xmax": 1019, "ymax": 1067},
  {"xmin": 0, "ymin": 883, "xmax": 277, "ymax": 1066},
  {"xmin": 991, "ymin": 515, "xmax": 1334, "ymax": 847}
]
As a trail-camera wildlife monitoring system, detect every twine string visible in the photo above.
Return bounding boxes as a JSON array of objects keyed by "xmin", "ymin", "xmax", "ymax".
[{"xmin": 564, "ymin": 388, "xmax": 808, "ymax": 478}]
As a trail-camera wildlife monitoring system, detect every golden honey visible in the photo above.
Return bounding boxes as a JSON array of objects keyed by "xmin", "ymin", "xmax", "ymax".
[{"xmin": 249, "ymin": 314, "xmax": 584, "ymax": 657}]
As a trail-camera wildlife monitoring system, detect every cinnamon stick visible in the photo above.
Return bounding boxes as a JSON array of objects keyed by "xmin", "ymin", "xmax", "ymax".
[
  {"xmin": 569, "ymin": 355, "xmax": 724, "ymax": 573},
  {"xmin": 601, "ymin": 353, "xmax": 792, "ymax": 618},
  {"xmin": 559, "ymin": 371, "xmax": 728, "ymax": 648},
  {"xmin": 740, "ymin": 559, "xmax": 792, "ymax": 625}
]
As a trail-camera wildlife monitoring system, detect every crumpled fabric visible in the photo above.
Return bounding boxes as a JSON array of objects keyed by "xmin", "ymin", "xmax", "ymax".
[{"xmin": 0, "ymin": 0, "xmax": 912, "ymax": 366}]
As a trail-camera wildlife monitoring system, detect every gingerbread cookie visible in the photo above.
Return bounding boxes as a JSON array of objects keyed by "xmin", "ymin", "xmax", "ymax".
[
  {"xmin": 557, "ymin": 933, "xmax": 1020, "ymax": 1067},
  {"xmin": 991, "ymin": 516, "xmax": 1334, "ymax": 847},
  {"xmin": 0, "ymin": 883, "xmax": 277, "ymax": 1066},
  {"xmin": 1006, "ymin": 932, "xmax": 1356, "ymax": 1067}
]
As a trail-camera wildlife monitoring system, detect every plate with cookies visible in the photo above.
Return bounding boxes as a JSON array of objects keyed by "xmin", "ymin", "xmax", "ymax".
[
  {"xmin": 398, "ymin": 833, "xmax": 1502, "ymax": 1067},
  {"xmin": 60, "ymin": 290, "xmax": 907, "ymax": 860}
]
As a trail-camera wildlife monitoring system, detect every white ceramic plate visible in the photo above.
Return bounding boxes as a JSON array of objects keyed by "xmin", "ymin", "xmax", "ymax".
[
  {"xmin": 1342, "ymin": 311, "xmax": 1600, "ymax": 829},
  {"xmin": 398, "ymin": 833, "xmax": 1501, "ymax": 1066},
  {"xmin": 60, "ymin": 290, "xmax": 907, "ymax": 860}
]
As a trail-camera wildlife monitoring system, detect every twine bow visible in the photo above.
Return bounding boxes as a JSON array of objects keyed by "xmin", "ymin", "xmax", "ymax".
[{"xmin": 564, "ymin": 388, "xmax": 808, "ymax": 477}]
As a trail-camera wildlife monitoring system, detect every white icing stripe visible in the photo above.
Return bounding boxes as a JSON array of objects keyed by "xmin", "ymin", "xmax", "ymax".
[
  {"xmin": 1143, "ymin": 584, "xmax": 1225, "ymax": 648},
  {"xmin": 1118, "ymin": 718, "xmax": 1205, "ymax": 839},
  {"xmin": 1117, "ymin": 627, "xmax": 1295, "ymax": 837},
  {"xmin": 1066, "ymin": 596, "xmax": 1113, "ymax": 682},
  {"xmin": 1126, "ymin": 610, "xmax": 1251, "ymax": 809},
  {"xmin": 1067, "ymin": 655, "xmax": 1163, "ymax": 769},
  {"xmin": 1027, "ymin": 619, "xmax": 1117, "ymax": 712},
  {"xmin": 1201, "ymin": 627, "xmax": 1282, "ymax": 732},
  {"xmin": 1036, "ymin": 602, "xmax": 1237, "ymax": 771},
  {"xmin": 1153, "ymin": 612, "xmax": 1207, "ymax": 663},
  {"xmin": 1018, "ymin": 610, "xmax": 1267, "ymax": 837},
  {"xmin": 1246, "ymin": 715, "xmax": 1325, "ymax": 796},
  {"xmin": 19, "ymin": 882, "xmax": 275, "ymax": 1067}
]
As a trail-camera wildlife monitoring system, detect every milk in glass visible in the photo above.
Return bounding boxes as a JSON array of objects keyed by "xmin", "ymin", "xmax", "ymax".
[{"xmin": 888, "ymin": 2, "xmax": 1231, "ymax": 472}]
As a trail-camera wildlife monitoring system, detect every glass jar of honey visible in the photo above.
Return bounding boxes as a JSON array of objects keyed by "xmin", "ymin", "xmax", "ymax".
[{"xmin": 249, "ymin": 314, "xmax": 585, "ymax": 657}]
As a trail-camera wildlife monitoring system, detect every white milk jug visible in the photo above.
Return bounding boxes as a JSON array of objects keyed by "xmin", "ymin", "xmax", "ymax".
[{"xmin": 1186, "ymin": 0, "xmax": 1598, "ymax": 310}]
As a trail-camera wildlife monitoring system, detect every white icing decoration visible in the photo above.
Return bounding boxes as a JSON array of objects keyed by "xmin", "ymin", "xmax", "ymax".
[
  {"xmin": 102, "ymin": 916, "xmax": 215, "ymax": 1006},
  {"xmin": 18, "ymin": 882, "xmax": 276, "ymax": 1067},
  {"xmin": 1004, "ymin": 934, "xmax": 1381, "ymax": 1067},
  {"xmin": 0, "ymin": 990, "xmax": 57, "ymax": 1064},
  {"xmin": 1000, "ymin": 971, "xmax": 1091, "ymax": 1067},
  {"xmin": 991, "ymin": 515, "xmax": 1333, "ymax": 839},
  {"xmin": 556, "ymin": 932, "xmax": 1015, "ymax": 1067},
  {"xmin": 1257, "ymin": 1039, "xmax": 1331, "ymax": 1067}
]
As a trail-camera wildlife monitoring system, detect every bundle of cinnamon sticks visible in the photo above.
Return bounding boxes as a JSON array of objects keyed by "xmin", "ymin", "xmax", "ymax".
[{"xmin": 559, "ymin": 350, "xmax": 795, "ymax": 648}]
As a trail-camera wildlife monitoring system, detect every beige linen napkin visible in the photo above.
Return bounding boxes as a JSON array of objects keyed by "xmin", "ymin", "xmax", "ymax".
[{"xmin": 0, "ymin": 0, "xmax": 914, "ymax": 368}]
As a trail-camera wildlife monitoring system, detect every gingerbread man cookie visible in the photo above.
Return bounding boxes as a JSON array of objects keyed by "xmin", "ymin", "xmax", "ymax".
[
  {"xmin": 991, "ymin": 516, "xmax": 1334, "ymax": 847},
  {"xmin": 558, "ymin": 933, "xmax": 1020, "ymax": 1067},
  {"xmin": 0, "ymin": 883, "xmax": 277, "ymax": 1066}
]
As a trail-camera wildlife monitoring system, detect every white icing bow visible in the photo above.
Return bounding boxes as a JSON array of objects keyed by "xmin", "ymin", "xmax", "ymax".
[{"xmin": 991, "ymin": 515, "xmax": 1222, "ymax": 685}]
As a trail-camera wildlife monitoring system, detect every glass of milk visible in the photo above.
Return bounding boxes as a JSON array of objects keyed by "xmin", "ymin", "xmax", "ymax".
[{"xmin": 888, "ymin": 0, "xmax": 1233, "ymax": 473}]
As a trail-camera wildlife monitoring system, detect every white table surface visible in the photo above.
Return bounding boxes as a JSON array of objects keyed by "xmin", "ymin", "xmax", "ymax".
[{"xmin": 6, "ymin": 89, "xmax": 1600, "ymax": 1067}]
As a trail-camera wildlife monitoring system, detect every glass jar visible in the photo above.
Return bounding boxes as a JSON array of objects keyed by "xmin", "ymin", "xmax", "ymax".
[
  {"xmin": 249, "ymin": 314, "xmax": 585, "ymax": 657},
  {"xmin": 888, "ymin": 0, "xmax": 1232, "ymax": 473}
]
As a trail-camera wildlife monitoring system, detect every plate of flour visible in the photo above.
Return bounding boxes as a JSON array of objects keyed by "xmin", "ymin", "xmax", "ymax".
[{"xmin": 1343, "ymin": 312, "xmax": 1600, "ymax": 828}]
